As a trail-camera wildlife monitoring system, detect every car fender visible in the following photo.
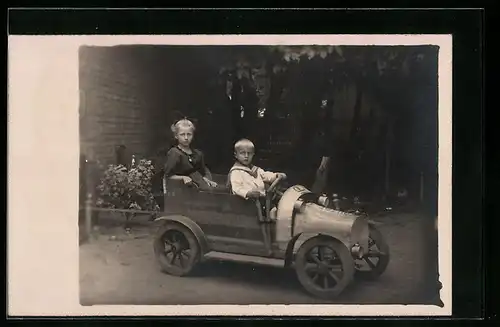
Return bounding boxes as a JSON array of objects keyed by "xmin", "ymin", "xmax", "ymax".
[
  {"xmin": 284, "ymin": 231, "xmax": 349, "ymax": 268},
  {"xmin": 154, "ymin": 215, "xmax": 210, "ymax": 259},
  {"xmin": 283, "ymin": 233, "xmax": 302, "ymax": 268},
  {"xmin": 368, "ymin": 219, "xmax": 382, "ymax": 228}
]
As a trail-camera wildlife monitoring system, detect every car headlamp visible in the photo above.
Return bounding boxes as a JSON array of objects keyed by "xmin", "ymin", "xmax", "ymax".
[{"xmin": 317, "ymin": 195, "xmax": 330, "ymax": 208}]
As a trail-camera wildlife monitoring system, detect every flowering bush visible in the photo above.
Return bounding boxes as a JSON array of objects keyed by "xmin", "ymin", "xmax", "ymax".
[{"xmin": 95, "ymin": 159, "xmax": 160, "ymax": 212}]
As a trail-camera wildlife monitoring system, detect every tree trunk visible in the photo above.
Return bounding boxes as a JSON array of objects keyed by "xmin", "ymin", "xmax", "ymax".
[
  {"xmin": 384, "ymin": 118, "xmax": 395, "ymax": 198},
  {"xmin": 384, "ymin": 142, "xmax": 391, "ymax": 196},
  {"xmin": 349, "ymin": 80, "xmax": 364, "ymax": 143},
  {"xmin": 348, "ymin": 81, "xmax": 364, "ymax": 197},
  {"xmin": 230, "ymin": 76, "xmax": 243, "ymax": 142}
]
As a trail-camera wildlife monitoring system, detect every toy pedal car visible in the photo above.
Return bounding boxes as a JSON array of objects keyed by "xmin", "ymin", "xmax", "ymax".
[{"xmin": 153, "ymin": 174, "xmax": 390, "ymax": 299}]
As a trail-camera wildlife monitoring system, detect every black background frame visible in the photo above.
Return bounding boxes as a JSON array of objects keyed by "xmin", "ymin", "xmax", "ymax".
[{"xmin": 7, "ymin": 7, "xmax": 489, "ymax": 322}]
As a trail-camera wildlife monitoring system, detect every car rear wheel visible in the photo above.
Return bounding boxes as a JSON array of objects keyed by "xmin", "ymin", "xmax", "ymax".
[
  {"xmin": 154, "ymin": 223, "xmax": 200, "ymax": 276},
  {"xmin": 354, "ymin": 225, "xmax": 390, "ymax": 280},
  {"xmin": 295, "ymin": 236, "xmax": 355, "ymax": 299}
]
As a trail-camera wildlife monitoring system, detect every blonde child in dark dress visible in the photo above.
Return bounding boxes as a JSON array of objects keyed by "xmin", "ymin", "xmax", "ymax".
[{"xmin": 162, "ymin": 119, "xmax": 218, "ymax": 192}]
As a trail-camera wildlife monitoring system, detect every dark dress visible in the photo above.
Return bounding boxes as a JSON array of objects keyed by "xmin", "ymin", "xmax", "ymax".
[
  {"xmin": 160, "ymin": 146, "xmax": 212, "ymax": 190},
  {"xmin": 164, "ymin": 146, "xmax": 207, "ymax": 178}
]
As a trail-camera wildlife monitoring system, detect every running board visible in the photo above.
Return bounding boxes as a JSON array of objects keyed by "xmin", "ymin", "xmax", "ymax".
[{"xmin": 204, "ymin": 251, "xmax": 286, "ymax": 268}]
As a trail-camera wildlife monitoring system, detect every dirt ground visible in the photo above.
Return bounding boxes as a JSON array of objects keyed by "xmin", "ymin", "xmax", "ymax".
[{"xmin": 79, "ymin": 210, "xmax": 441, "ymax": 306}]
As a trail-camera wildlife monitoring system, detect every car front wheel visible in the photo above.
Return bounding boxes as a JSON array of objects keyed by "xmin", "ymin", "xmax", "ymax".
[
  {"xmin": 354, "ymin": 225, "xmax": 390, "ymax": 280},
  {"xmin": 295, "ymin": 236, "xmax": 355, "ymax": 299},
  {"xmin": 154, "ymin": 222, "xmax": 200, "ymax": 276}
]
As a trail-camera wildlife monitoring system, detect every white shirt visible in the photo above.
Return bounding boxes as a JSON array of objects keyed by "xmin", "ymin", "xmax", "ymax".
[{"xmin": 229, "ymin": 162, "xmax": 278, "ymax": 199}]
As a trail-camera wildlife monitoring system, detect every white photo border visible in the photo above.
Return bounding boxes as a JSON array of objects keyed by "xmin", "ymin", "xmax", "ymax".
[{"xmin": 7, "ymin": 34, "xmax": 452, "ymax": 316}]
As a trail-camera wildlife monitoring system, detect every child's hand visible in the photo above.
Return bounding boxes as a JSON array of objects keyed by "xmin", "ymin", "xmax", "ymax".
[
  {"xmin": 246, "ymin": 190, "xmax": 262, "ymax": 199},
  {"xmin": 276, "ymin": 173, "xmax": 287, "ymax": 180},
  {"xmin": 203, "ymin": 177, "xmax": 218, "ymax": 187},
  {"xmin": 182, "ymin": 176, "xmax": 193, "ymax": 185}
]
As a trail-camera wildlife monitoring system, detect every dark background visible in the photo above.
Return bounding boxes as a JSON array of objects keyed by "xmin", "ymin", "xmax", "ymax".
[
  {"xmin": 8, "ymin": 8, "xmax": 487, "ymax": 320},
  {"xmin": 77, "ymin": 44, "xmax": 438, "ymax": 211}
]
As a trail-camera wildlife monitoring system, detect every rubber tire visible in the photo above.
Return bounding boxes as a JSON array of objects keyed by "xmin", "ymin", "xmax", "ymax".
[
  {"xmin": 154, "ymin": 222, "xmax": 201, "ymax": 277},
  {"xmin": 295, "ymin": 236, "xmax": 355, "ymax": 299},
  {"xmin": 354, "ymin": 225, "xmax": 390, "ymax": 280}
]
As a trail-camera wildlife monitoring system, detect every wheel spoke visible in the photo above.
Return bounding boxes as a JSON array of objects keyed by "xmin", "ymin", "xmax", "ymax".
[
  {"xmin": 323, "ymin": 275, "xmax": 329, "ymax": 289},
  {"xmin": 178, "ymin": 252, "xmax": 185, "ymax": 268},
  {"xmin": 326, "ymin": 264, "xmax": 342, "ymax": 272},
  {"xmin": 318, "ymin": 247, "xmax": 324, "ymax": 261},
  {"xmin": 328, "ymin": 270, "xmax": 340, "ymax": 284},
  {"xmin": 365, "ymin": 257, "xmax": 376, "ymax": 269},
  {"xmin": 311, "ymin": 254, "xmax": 322, "ymax": 265},
  {"xmin": 180, "ymin": 250, "xmax": 190, "ymax": 259},
  {"xmin": 305, "ymin": 264, "xmax": 319, "ymax": 275},
  {"xmin": 311, "ymin": 273, "xmax": 319, "ymax": 283},
  {"xmin": 170, "ymin": 252, "xmax": 178, "ymax": 265}
]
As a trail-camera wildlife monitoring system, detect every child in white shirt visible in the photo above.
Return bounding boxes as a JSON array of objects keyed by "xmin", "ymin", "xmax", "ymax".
[{"xmin": 228, "ymin": 139, "xmax": 287, "ymax": 199}]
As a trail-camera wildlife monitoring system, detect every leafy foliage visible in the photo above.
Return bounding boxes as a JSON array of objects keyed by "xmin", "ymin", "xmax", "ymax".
[
  {"xmin": 216, "ymin": 45, "xmax": 431, "ymax": 120},
  {"xmin": 211, "ymin": 45, "xmax": 436, "ymax": 198},
  {"xmin": 95, "ymin": 159, "xmax": 160, "ymax": 212}
]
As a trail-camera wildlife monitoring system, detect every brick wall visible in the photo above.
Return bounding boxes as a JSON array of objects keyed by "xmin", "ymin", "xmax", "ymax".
[
  {"xmin": 79, "ymin": 46, "xmax": 157, "ymax": 165},
  {"xmin": 78, "ymin": 46, "xmax": 386, "ymax": 174}
]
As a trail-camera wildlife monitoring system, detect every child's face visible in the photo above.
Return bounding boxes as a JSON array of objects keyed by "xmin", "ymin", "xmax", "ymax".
[
  {"xmin": 175, "ymin": 126, "xmax": 193, "ymax": 147},
  {"xmin": 235, "ymin": 147, "xmax": 254, "ymax": 166}
]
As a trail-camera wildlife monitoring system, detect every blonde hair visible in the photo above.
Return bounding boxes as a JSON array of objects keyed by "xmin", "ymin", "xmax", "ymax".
[
  {"xmin": 234, "ymin": 139, "xmax": 255, "ymax": 151},
  {"xmin": 171, "ymin": 119, "xmax": 195, "ymax": 134}
]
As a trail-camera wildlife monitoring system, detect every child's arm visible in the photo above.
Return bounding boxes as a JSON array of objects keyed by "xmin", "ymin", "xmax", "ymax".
[
  {"xmin": 199, "ymin": 152, "xmax": 213, "ymax": 180},
  {"xmin": 198, "ymin": 151, "xmax": 217, "ymax": 186},
  {"xmin": 204, "ymin": 167, "xmax": 213, "ymax": 180},
  {"xmin": 258, "ymin": 168, "xmax": 287, "ymax": 184},
  {"xmin": 257, "ymin": 168, "xmax": 276, "ymax": 183}
]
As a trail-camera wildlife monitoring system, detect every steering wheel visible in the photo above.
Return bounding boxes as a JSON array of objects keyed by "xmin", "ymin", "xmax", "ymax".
[
  {"xmin": 265, "ymin": 175, "xmax": 285, "ymax": 220},
  {"xmin": 267, "ymin": 174, "xmax": 285, "ymax": 194}
]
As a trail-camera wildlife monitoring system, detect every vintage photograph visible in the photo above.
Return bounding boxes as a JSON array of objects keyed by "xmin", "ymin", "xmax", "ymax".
[{"xmin": 78, "ymin": 41, "xmax": 443, "ymax": 307}]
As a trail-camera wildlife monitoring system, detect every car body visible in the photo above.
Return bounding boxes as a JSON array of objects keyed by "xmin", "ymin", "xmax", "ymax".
[{"xmin": 153, "ymin": 173, "xmax": 390, "ymax": 299}]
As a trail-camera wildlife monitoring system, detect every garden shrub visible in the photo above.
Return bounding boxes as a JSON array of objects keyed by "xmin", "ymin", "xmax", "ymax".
[{"xmin": 95, "ymin": 159, "xmax": 160, "ymax": 213}]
